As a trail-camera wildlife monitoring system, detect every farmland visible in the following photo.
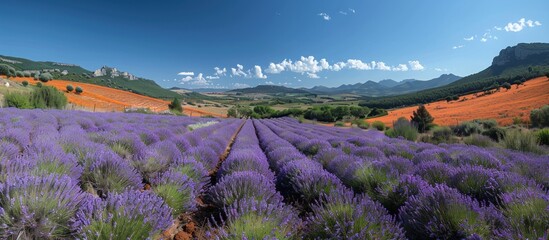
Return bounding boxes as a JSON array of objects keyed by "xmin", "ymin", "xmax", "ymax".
[
  {"xmin": 0, "ymin": 108, "xmax": 547, "ymax": 239},
  {"xmin": 7, "ymin": 77, "xmax": 225, "ymax": 117},
  {"xmin": 369, "ymin": 76, "xmax": 549, "ymax": 127}
]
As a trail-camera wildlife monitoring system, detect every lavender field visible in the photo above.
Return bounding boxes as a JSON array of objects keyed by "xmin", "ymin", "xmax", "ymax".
[{"xmin": 0, "ymin": 108, "xmax": 547, "ymax": 239}]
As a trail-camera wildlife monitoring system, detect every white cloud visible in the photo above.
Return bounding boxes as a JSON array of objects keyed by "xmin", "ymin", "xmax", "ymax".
[
  {"xmin": 306, "ymin": 72, "xmax": 320, "ymax": 79},
  {"xmin": 339, "ymin": 11, "xmax": 347, "ymax": 15},
  {"xmin": 464, "ymin": 36, "xmax": 474, "ymax": 41},
  {"xmin": 214, "ymin": 67, "xmax": 226, "ymax": 76},
  {"xmin": 408, "ymin": 60, "xmax": 424, "ymax": 71},
  {"xmin": 494, "ymin": 26, "xmax": 503, "ymax": 31},
  {"xmin": 231, "ymin": 64, "xmax": 248, "ymax": 77},
  {"xmin": 318, "ymin": 13, "xmax": 331, "ymax": 21},
  {"xmin": 265, "ymin": 81, "xmax": 274, "ymax": 85},
  {"xmin": 177, "ymin": 72, "xmax": 194, "ymax": 76},
  {"xmin": 480, "ymin": 38, "xmax": 488, "ymax": 42},
  {"xmin": 434, "ymin": 68, "xmax": 448, "ymax": 72},
  {"xmin": 233, "ymin": 83, "xmax": 250, "ymax": 88},
  {"xmin": 504, "ymin": 18, "xmax": 541, "ymax": 32},
  {"xmin": 346, "ymin": 59, "xmax": 371, "ymax": 70},
  {"xmin": 180, "ymin": 73, "xmax": 212, "ymax": 86},
  {"xmin": 254, "ymin": 65, "xmax": 267, "ymax": 79},
  {"xmin": 206, "ymin": 75, "xmax": 219, "ymax": 80},
  {"xmin": 373, "ymin": 61, "xmax": 391, "ymax": 71},
  {"xmin": 392, "ymin": 64, "xmax": 408, "ymax": 71},
  {"xmin": 452, "ymin": 45, "xmax": 464, "ymax": 49},
  {"xmin": 349, "ymin": 8, "xmax": 355, "ymax": 13}
]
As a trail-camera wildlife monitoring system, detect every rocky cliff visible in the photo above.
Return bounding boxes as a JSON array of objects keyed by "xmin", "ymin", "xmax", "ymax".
[{"xmin": 492, "ymin": 43, "xmax": 549, "ymax": 66}]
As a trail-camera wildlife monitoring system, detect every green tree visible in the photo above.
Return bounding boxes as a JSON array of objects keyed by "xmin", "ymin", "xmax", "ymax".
[
  {"xmin": 349, "ymin": 106, "xmax": 370, "ymax": 118},
  {"xmin": 0, "ymin": 64, "xmax": 16, "ymax": 77},
  {"xmin": 36, "ymin": 82, "xmax": 42, "ymax": 87},
  {"xmin": 66, "ymin": 85, "xmax": 74, "ymax": 92},
  {"xmin": 39, "ymin": 73, "xmax": 53, "ymax": 82},
  {"xmin": 30, "ymin": 86, "xmax": 67, "ymax": 109},
  {"xmin": 227, "ymin": 107, "xmax": 238, "ymax": 118},
  {"xmin": 445, "ymin": 96, "xmax": 452, "ymax": 102},
  {"xmin": 410, "ymin": 104, "xmax": 434, "ymax": 133},
  {"xmin": 75, "ymin": 86, "xmax": 83, "ymax": 94},
  {"xmin": 16, "ymin": 71, "xmax": 24, "ymax": 77},
  {"xmin": 502, "ymin": 82, "xmax": 511, "ymax": 90},
  {"xmin": 22, "ymin": 81, "xmax": 29, "ymax": 87},
  {"xmin": 530, "ymin": 105, "xmax": 549, "ymax": 128},
  {"xmin": 168, "ymin": 98, "xmax": 183, "ymax": 113},
  {"xmin": 253, "ymin": 105, "xmax": 275, "ymax": 118}
]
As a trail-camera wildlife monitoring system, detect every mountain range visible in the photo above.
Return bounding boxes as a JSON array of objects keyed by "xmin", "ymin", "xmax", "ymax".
[{"xmin": 306, "ymin": 74, "xmax": 461, "ymax": 96}]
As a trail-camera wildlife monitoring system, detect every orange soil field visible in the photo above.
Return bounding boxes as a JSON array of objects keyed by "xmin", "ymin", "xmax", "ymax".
[
  {"xmin": 369, "ymin": 76, "xmax": 549, "ymax": 127},
  {"xmin": 8, "ymin": 77, "xmax": 226, "ymax": 117}
]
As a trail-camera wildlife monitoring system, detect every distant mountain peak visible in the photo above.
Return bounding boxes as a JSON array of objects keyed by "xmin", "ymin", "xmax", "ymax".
[{"xmin": 492, "ymin": 42, "xmax": 549, "ymax": 66}]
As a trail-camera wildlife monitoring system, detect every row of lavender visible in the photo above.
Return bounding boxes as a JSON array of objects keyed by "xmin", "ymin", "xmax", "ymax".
[
  {"xmin": 259, "ymin": 117, "xmax": 549, "ymax": 239},
  {"xmin": 0, "ymin": 108, "xmax": 243, "ymax": 239}
]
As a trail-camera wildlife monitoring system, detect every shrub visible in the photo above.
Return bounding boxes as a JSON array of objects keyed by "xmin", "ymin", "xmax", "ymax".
[
  {"xmin": 371, "ymin": 121, "xmax": 385, "ymax": 131},
  {"xmin": 500, "ymin": 189, "xmax": 549, "ymax": 239},
  {"xmin": 502, "ymin": 129, "xmax": 543, "ymax": 154},
  {"xmin": 399, "ymin": 184, "xmax": 498, "ymax": 239},
  {"xmin": 23, "ymin": 72, "xmax": 31, "ymax": 77},
  {"xmin": 66, "ymin": 85, "xmax": 74, "ymax": 92},
  {"xmin": 385, "ymin": 117, "xmax": 418, "ymax": 141},
  {"xmin": 430, "ymin": 126, "xmax": 453, "ymax": 143},
  {"xmin": 15, "ymin": 71, "xmax": 24, "ymax": 77},
  {"xmin": 208, "ymin": 199, "xmax": 301, "ymax": 239},
  {"xmin": 30, "ymin": 86, "xmax": 67, "ymax": 109},
  {"xmin": 38, "ymin": 72, "xmax": 53, "ymax": 82},
  {"xmin": 453, "ymin": 121, "xmax": 482, "ymax": 136},
  {"xmin": 168, "ymin": 98, "xmax": 183, "ymax": 113},
  {"xmin": 0, "ymin": 175, "xmax": 87, "ymax": 239},
  {"xmin": 0, "ymin": 64, "xmax": 16, "ymax": 77},
  {"xmin": 482, "ymin": 127, "xmax": 506, "ymax": 142},
  {"xmin": 4, "ymin": 92, "xmax": 33, "ymax": 109},
  {"xmin": 75, "ymin": 86, "xmax": 83, "ymax": 94},
  {"xmin": 464, "ymin": 134, "xmax": 496, "ymax": 148},
  {"xmin": 537, "ymin": 128, "xmax": 549, "ymax": 145},
  {"xmin": 21, "ymin": 80, "xmax": 28, "ymax": 87},
  {"xmin": 150, "ymin": 170, "xmax": 196, "ymax": 215},
  {"xmin": 410, "ymin": 104, "xmax": 434, "ymax": 133},
  {"xmin": 530, "ymin": 105, "xmax": 549, "ymax": 128},
  {"xmin": 334, "ymin": 121, "xmax": 345, "ymax": 127},
  {"xmin": 473, "ymin": 119, "xmax": 498, "ymax": 129},
  {"xmin": 305, "ymin": 189, "xmax": 405, "ymax": 239},
  {"xmin": 36, "ymin": 82, "xmax": 42, "ymax": 87},
  {"xmin": 75, "ymin": 190, "xmax": 173, "ymax": 239}
]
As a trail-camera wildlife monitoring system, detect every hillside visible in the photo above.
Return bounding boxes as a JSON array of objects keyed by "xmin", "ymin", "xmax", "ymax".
[
  {"xmin": 359, "ymin": 43, "xmax": 549, "ymax": 109},
  {"xmin": 308, "ymin": 74, "xmax": 461, "ymax": 96},
  {"xmin": 368, "ymin": 76, "xmax": 549, "ymax": 126},
  {"xmin": 8, "ymin": 77, "xmax": 226, "ymax": 117},
  {"xmin": 0, "ymin": 55, "xmax": 181, "ymax": 99},
  {"xmin": 228, "ymin": 85, "xmax": 311, "ymax": 94}
]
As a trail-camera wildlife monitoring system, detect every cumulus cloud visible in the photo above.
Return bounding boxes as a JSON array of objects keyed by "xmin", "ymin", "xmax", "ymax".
[
  {"xmin": 408, "ymin": 61, "xmax": 424, "ymax": 71},
  {"xmin": 254, "ymin": 65, "xmax": 267, "ymax": 79},
  {"xmin": 393, "ymin": 64, "xmax": 408, "ymax": 71},
  {"xmin": 231, "ymin": 64, "xmax": 248, "ymax": 77},
  {"xmin": 504, "ymin": 18, "xmax": 542, "ymax": 32},
  {"xmin": 464, "ymin": 36, "xmax": 475, "ymax": 41},
  {"xmin": 452, "ymin": 45, "xmax": 464, "ymax": 49},
  {"xmin": 349, "ymin": 8, "xmax": 356, "ymax": 13},
  {"xmin": 177, "ymin": 72, "xmax": 194, "ymax": 76},
  {"xmin": 179, "ymin": 73, "xmax": 212, "ymax": 86},
  {"xmin": 206, "ymin": 75, "xmax": 219, "ymax": 80},
  {"xmin": 306, "ymin": 72, "xmax": 320, "ymax": 79},
  {"xmin": 214, "ymin": 67, "xmax": 227, "ymax": 76},
  {"xmin": 318, "ymin": 13, "xmax": 331, "ymax": 21}
]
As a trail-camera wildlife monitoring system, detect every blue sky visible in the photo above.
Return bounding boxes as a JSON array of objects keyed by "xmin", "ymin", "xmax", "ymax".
[{"xmin": 1, "ymin": 0, "xmax": 547, "ymax": 89}]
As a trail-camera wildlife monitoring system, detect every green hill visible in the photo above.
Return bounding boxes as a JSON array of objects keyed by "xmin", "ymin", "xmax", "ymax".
[
  {"xmin": 0, "ymin": 55, "xmax": 181, "ymax": 99},
  {"xmin": 359, "ymin": 43, "xmax": 549, "ymax": 109}
]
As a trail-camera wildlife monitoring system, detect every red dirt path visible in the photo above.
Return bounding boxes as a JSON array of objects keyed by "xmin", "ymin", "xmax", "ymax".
[{"xmin": 368, "ymin": 76, "xmax": 549, "ymax": 127}]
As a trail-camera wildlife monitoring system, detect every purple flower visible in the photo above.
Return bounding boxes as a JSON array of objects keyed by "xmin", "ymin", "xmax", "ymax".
[
  {"xmin": 399, "ymin": 184, "xmax": 499, "ymax": 239},
  {"xmin": 150, "ymin": 170, "xmax": 197, "ymax": 215},
  {"xmin": 207, "ymin": 171, "xmax": 283, "ymax": 209},
  {"xmin": 208, "ymin": 199, "xmax": 301, "ymax": 239},
  {"xmin": 500, "ymin": 189, "xmax": 549, "ymax": 239},
  {"xmin": 0, "ymin": 174, "xmax": 88, "ymax": 239},
  {"xmin": 306, "ymin": 188, "xmax": 405, "ymax": 239},
  {"xmin": 217, "ymin": 149, "xmax": 273, "ymax": 179},
  {"xmin": 75, "ymin": 190, "xmax": 173, "ymax": 239}
]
